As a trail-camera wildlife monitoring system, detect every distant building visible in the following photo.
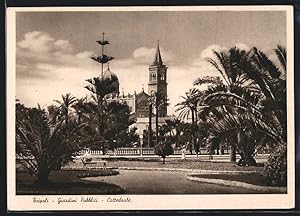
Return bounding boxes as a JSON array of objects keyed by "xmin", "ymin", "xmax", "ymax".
[
  {"xmin": 105, "ymin": 88, "xmax": 150, "ymax": 118},
  {"xmin": 104, "ymin": 41, "xmax": 170, "ymax": 134}
]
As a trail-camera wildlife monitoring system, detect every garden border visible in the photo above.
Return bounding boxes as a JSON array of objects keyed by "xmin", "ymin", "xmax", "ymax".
[
  {"xmin": 186, "ymin": 174, "xmax": 287, "ymax": 193},
  {"xmin": 118, "ymin": 166, "xmax": 260, "ymax": 174}
]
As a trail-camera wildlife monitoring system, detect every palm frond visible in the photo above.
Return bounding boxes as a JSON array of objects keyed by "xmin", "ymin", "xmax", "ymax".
[{"xmin": 274, "ymin": 45, "xmax": 286, "ymax": 72}]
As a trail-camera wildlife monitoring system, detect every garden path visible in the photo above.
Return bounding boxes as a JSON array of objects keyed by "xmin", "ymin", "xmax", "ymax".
[{"xmin": 84, "ymin": 170, "xmax": 263, "ymax": 194}]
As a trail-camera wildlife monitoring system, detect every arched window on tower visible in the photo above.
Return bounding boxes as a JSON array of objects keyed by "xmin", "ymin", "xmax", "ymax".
[
  {"xmin": 161, "ymin": 73, "xmax": 165, "ymax": 81},
  {"xmin": 152, "ymin": 72, "xmax": 156, "ymax": 81}
]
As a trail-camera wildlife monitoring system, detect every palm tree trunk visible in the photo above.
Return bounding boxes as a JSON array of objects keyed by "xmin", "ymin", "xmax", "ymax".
[
  {"xmin": 191, "ymin": 109, "xmax": 195, "ymax": 155},
  {"xmin": 230, "ymin": 130, "xmax": 240, "ymax": 163},
  {"xmin": 191, "ymin": 109, "xmax": 195, "ymax": 126},
  {"xmin": 148, "ymin": 103, "xmax": 152, "ymax": 147},
  {"xmin": 36, "ymin": 165, "xmax": 50, "ymax": 186},
  {"xmin": 77, "ymin": 113, "xmax": 81, "ymax": 124},
  {"xmin": 98, "ymin": 96, "xmax": 103, "ymax": 137},
  {"xmin": 194, "ymin": 107, "xmax": 198, "ymax": 125},
  {"xmin": 101, "ymin": 98, "xmax": 104, "ymax": 135},
  {"xmin": 65, "ymin": 109, "xmax": 69, "ymax": 126},
  {"xmin": 175, "ymin": 129, "xmax": 179, "ymax": 147},
  {"xmin": 230, "ymin": 145, "xmax": 236, "ymax": 162}
]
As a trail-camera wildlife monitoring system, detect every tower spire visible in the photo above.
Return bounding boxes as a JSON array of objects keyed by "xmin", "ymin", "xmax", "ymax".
[{"xmin": 153, "ymin": 40, "xmax": 163, "ymax": 65}]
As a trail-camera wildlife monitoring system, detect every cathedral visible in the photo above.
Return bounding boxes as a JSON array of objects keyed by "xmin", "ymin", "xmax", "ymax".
[{"xmin": 103, "ymin": 42, "xmax": 170, "ymax": 134}]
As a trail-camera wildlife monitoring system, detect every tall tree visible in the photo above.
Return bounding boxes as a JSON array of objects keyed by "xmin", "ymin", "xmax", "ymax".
[
  {"xmin": 72, "ymin": 97, "xmax": 90, "ymax": 124},
  {"xmin": 204, "ymin": 85, "xmax": 280, "ymax": 164},
  {"xmin": 194, "ymin": 46, "xmax": 286, "ymax": 165},
  {"xmin": 147, "ymin": 96, "xmax": 155, "ymax": 147},
  {"xmin": 54, "ymin": 93, "xmax": 76, "ymax": 127},
  {"xmin": 104, "ymin": 101, "xmax": 135, "ymax": 143},
  {"xmin": 175, "ymin": 88, "xmax": 200, "ymax": 154},
  {"xmin": 153, "ymin": 91, "xmax": 168, "ymax": 145},
  {"xmin": 246, "ymin": 45, "xmax": 287, "ymax": 140},
  {"xmin": 85, "ymin": 77, "xmax": 117, "ymax": 137},
  {"xmin": 194, "ymin": 47, "xmax": 254, "ymax": 162},
  {"xmin": 86, "ymin": 33, "xmax": 115, "ymax": 140},
  {"xmin": 47, "ymin": 104, "xmax": 61, "ymax": 125},
  {"xmin": 165, "ymin": 117, "xmax": 182, "ymax": 147}
]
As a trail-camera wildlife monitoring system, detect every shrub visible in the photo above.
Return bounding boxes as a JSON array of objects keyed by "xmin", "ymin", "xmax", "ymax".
[
  {"xmin": 154, "ymin": 142, "xmax": 173, "ymax": 164},
  {"xmin": 76, "ymin": 169, "xmax": 119, "ymax": 178},
  {"xmin": 263, "ymin": 143, "xmax": 287, "ymax": 186}
]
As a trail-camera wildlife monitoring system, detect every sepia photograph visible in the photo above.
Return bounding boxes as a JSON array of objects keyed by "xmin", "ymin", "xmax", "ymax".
[{"xmin": 7, "ymin": 6, "xmax": 294, "ymax": 210}]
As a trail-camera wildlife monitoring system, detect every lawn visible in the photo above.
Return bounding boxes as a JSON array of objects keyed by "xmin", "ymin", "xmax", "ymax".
[
  {"xmin": 16, "ymin": 169, "xmax": 124, "ymax": 195},
  {"xmin": 188, "ymin": 173, "xmax": 270, "ymax": 187},
  {"xmin": 65, "ymin": 157, "xmax": 265, "ymax": 172}
]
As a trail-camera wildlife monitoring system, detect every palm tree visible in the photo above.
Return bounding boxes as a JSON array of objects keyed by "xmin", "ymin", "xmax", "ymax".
[
  {"xmin": 153, "ymin": 91, "xmax": 169, "ymax": 145},
  {"xmin": 194, "ymin": 47, "xmax": 255, "ymax": 162},
  {"xmin": 177, "ymin": 122, "xmax": 195, "ymax": 152},
  {"xmin": 175, "ymin": 88, "xmax": 201, "ymax": 154},
  {"xmin": 47, "ymin": 104, "xmax": 61, "ymax": 125},
  {"xmin": 147, "ymin": 96, "xmax": 155, "ymax": 147},
  {"xmin": 194, "ymin": 46, "xmax": 286, "ymax": 165},
  {"xmin": 16, "ymin": 106, "xmax": 86, "ymax": 185},
  {"xmin": 165, "ymin": 117, "xmax": 182, "ymax": 147},
  {"xmin": 246, "ymin": 45, "xmax": 287, "ymax": 140},
  {"xmin": 72, "ymin": 97, "xmax": 90, "ymax": 124},
  {"xmin": 176, "ymin": 88, "xmax": 200, "ymax": 123},
  {"xmin": 205, "ymin": 102, "xmax": 281, "ymax": 165},
  {"xmin": 103, "ymin": 101, "xmax": 134, "ymax": 151},
  {"xmin": 54, "ymin": 93, "xmax": 76, "ymax": 127}
]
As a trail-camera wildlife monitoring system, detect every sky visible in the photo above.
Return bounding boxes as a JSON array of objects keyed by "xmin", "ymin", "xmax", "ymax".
[{"xmin": 16, "ymin": 9, "xmax": 287, "ymax": 115}]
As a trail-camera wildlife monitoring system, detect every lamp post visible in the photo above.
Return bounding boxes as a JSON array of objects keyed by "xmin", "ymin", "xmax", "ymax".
[
  {"xmin": 139, "ymin": 133, "xmax": 143, "ymax": 156},
  {"xmin": 113, "ymin": 140, "xmax": 117, "ymax": 156}
]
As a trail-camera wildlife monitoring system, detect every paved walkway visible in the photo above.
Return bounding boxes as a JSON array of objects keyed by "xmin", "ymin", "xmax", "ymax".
[{"xmin": 83, "ymin": 169, "xmax": 264, "ymax": 194}]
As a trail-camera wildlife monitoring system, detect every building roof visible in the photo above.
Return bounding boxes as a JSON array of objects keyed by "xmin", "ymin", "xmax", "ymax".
[
  {"xmin": 136, "ymin": 90, "xmax": 149, "ymax": 98},
  {"xmin": 103, "ymin": 64, "xmax": 119, "ymax": 82},
  {"xmin": 153, "ymin": 41, "xmax": 163, "ymax": 65}
]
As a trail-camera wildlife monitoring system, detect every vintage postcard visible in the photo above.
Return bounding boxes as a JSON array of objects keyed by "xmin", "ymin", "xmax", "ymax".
[{"xmin": 7, "ymin": 6, "xmax": 294, "ymax": 210}]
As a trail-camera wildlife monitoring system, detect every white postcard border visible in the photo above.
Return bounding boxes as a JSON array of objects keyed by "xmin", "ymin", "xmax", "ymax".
[{"xmin": 6, "ymin": 5, "xmax": 295, "ymax": 211}]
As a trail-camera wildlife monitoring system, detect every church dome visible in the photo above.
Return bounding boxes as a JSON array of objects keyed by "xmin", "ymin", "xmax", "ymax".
[
  {"xmin": 103, "ymin": 67, "xmax": 119, "ymax": 82},
  {"xmin": 103, "ymin": 65, "xmax": 119, "ymax": 96}
]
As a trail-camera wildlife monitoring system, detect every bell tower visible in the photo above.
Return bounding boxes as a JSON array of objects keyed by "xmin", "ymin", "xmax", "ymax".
[{"xmin": 148, "ymin": 41, "xmax": 168, "ymax": 117}]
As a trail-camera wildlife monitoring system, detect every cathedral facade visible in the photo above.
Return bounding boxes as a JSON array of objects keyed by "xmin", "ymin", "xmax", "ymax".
[{"xmin": 104, "ymin": 42, "xmax": 170, "ymax": 134}]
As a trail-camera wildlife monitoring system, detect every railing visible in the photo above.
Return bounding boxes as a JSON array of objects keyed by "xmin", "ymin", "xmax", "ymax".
[
  {"xmin": 81, "ymin": 147, "xmax": 221, "ymax": 156},
  {"xmin": 82, "ymin": 150, "xmax": 103, "ymax": 155},
  {"xmin": 17, "ymin": 146, "xmax": 271, "ymax": 159},
  {"xmin": 107, "ymin": 148, "xmax": 142, "ymax": 155}
]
